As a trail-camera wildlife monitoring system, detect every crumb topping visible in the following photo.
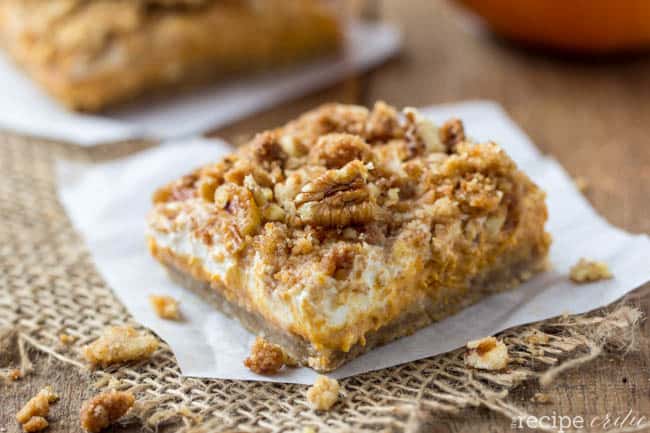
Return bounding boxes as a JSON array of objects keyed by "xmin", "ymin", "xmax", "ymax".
[
  {"xmin": 148, "ymin": 102, "xmax": 550, "ymax": 353},
  {"xmin": 80, "ymin": 391, "xmax": 135, "ymax": 433},
  {"xmin": 16, "ymin": 386, "xmax": 58, "ymax": 427},
  {"xmin": 306, "ymin": 375, "xmax": 339, "ymax": 411},
  {"xmin": 149, "ymin": 295, "xmax": 182, "ymax": 320},
  {"xmin": 83, "ymin": 326, "xmax": 159, "ymax": 366},
  {"xmin": 464, "ymin": 336, "xmax": 509, "ymax": 370},
  {"xmin": 570, "ymin": 258, "xmax": 613, "ymax": 283},
  {"xmin": 244, "ymin": 336, "xmax": 289, "ymax": 375}
]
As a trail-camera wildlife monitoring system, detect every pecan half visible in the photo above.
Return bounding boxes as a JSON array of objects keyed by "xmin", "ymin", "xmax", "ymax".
[{"xmin": 294, "ymin": 161, "xmax": 378, "ymax": 227}]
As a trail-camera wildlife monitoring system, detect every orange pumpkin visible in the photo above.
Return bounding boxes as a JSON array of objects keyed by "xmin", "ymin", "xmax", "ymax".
[{"xmin": 455, "ymin": 0, "xmax": 650, "ymax": 53}]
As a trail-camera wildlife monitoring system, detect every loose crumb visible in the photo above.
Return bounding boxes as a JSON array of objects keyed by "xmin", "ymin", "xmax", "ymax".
[
  {"xmin": 532, "ymin": 392, "xmax": 553, "ymax": 404},
  {"xmin": 524, "ymin": 330, "xmax": 550, "ymax": 345},
  {"xmin": 149, "ymin": 295, "xmax": 182, "ymax": 320},
  {"xmin": 7, "ymin": 368, "xmax": 22, "ymax": 381},
  {"xmin": 569, "ymin": 258, "xmax": 613, "ymax": 283},
  {"xmin": 59, "ymin": 333, "xmax": 77, "ymax": 345},
  {"xmin": 303, "ymin": 427, "xmax": 317, "ymax": 433},
  {"xmin": 464, "ymin": 336, "xmax": 509, "ymax": 371},
  {"xmin": 244, "ymin": 337, "xmax": 287, "ymax": 375},
  {"xmin": 83, "ymin": 326, "xmax": 159, "ymax": 366},
  {"xmin": 306, "ymin": 375, "xmax": 340, "ymax": 411},
  {"xmin": 574, "ymin": 176, "xmax": 589, "ymax": 192},
  {"xmin": 16, "ymin": 386, "xmax": 58, "ymax": 424},
  {"xmin": 22, "ymin": 416, "xmax": 48, "ymax": 432},
  {"xmin": 80, "ymin": 391, "xmax": 135, "ymax": 433}
]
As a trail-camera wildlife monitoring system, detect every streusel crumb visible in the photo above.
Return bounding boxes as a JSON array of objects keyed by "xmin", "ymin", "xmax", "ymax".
[
  {"xmin": 149, "ymin": 295, "xmax": 181, "ymax": 320},
  {"xmin": 532, "ymin": 392, "xmax": 553, "ymax": 404},
  {"xmin": 83, "ymin": 326, "xmax": 159, "ymax": 366},
  {"xmin": 464, "ymin": 336, "xmax": 509, "ymax": 371},
  {"xmin": 22, "ymin": 416, "xmax": 48, "ymax": 432},
  {"xmin": 59, "ymin": 333, "xmax": 76, "ymax": 345},
  {"xmin": 306, "ymin": 375, "xmax": 340, "ymax": 411},
  {"xmin": 244, "ymin": 337, "xmax": 287, "ymax": 375},
  {"xmin": 524, "ymin": 330, "xmax": 550, "ymax": 345},
  {"xmin": 7, "ymin": 368, "xmax": 22, "ymax": 381},
  {"xmin": 16, "ymin": 386, "xmax": 58, "ymax": 425},
  {"xmin": 80, "ymin": 391, "xmax": 135, "ymax": 433},
  {"xmin": 569, "ymin": 258, "xmax": 613, "ymax": 283}
]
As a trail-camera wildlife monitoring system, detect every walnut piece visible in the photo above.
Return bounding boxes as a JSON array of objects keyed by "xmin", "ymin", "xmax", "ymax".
[
  {"xmin": 149, "ymin": 295, "xmax": 181, "ymax": 320},
  {"xmin": 244, "ymin": 337, "xmax": 287, "ymax": 375},
  {"xmin": 83, "ymin": 326, "xmax": 159, "ymax": 366},
  {"xmin": 16, "ymin": 386, "xmax": 58, "ymax": 424},
  {"xmin": 306, "ymin": 375, "xmax": 340, "ymax": 411},
  {"xmin": 295, "ymin": 160, "xmax": 377, "ymax": 227},
  {"xmin": 80, "ymin": 391, "xmax": 135, "ymax": 433},
  {"xmin": 569, "ymin": 258, "xmax": 613, "ymax": 283},
  {"xmin": 464, "ymin": 337, "xmax": 509, "ymax": 371},
  {"xmin": 22, "ymin": 416, "xmax": 49, "ymax": 432}
]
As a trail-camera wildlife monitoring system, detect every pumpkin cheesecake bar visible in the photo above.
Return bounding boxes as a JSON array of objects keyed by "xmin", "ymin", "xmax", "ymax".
[
  {"xmin": 147, "ymin": 102, "xmax": 551, "ymax": 372},
  {"xmin": 0, "ymin": 0, "xmax": 341, "ymax": 111}
]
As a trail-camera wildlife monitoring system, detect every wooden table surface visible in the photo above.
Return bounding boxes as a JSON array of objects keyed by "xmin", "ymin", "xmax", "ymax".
[{"xmin": 2, "ymin": 0, "xmax": 649, "ymax": 432}]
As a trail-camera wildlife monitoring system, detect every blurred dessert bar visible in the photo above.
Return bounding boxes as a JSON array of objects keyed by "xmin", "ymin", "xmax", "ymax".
[{"xmin": 0, "ymin": 0, "xmax": 342, "ymax": 111}]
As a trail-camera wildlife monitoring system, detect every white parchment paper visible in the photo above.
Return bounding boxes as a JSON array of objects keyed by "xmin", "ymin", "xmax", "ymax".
[
  {"xmin": 0, "ymin": 21, "xmax": 400, "ymax": 147},
  {"xmin": 57, "ymin": 101, "xmax": 650, "ymax": 384}
]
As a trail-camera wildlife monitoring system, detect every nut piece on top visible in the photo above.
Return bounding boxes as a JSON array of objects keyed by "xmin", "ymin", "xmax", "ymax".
[
  {"xmin": 464, "ymin": 336, "xmax": 509, "ymax": 371},
  {"xmin": 80, "ymin": 391, "xmax": 135, "ymax": 433},
  {"xmin": 83, "ymin": 326, "xmax": 159, "ymax": 366},
  {"xmin": 569, "ymin": 258, "xmax": 613, "ymax": 283}
]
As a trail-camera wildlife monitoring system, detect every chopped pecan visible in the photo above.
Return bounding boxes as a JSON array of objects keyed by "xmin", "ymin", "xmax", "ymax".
[
  {"xmin": 214, "ymin": 183, "xmax": 261, "ymax": 237},
  {"xmin": 294, "ymin": 161, "xmax": 378, "ymax": 227},
  {"xmin": 365, "ymin": 100, "xmax": 403, "ymax": 141},
  {"xmin": 404, "ymin": 107, "xmax": 445, "ymax": 155},
  {"xmin": 308, "ymin": 133, "xmax": 373, "ymax": 169},
  {"xmin": 439, "ymin": 118, "xmax": 465, "ymax": 152},
  {"xmin": 251, "ymin": 131, "xmax": 287, "ymax": 168}
]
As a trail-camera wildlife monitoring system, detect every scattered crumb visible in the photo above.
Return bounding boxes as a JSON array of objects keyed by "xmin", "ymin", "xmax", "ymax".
[
  {"xmin": 532, "ymin": 392, "xmax": 553, "ymax": 404},
  {"xmin": 83, "ymin": 326, "xmax": 159, "ymax": 367},
  {"xmin": 22, "ymin": 416, "xmax": 49, "ymax": 432},
  {"xmin": 574, "ymin": 176, "xmax": 589, "ymax": 192},
  {"xmin": 80, "ymin": 391, "xmax": 135, "ymax": 433},
  {"xmin": 59, "ymin": 333, "xmax": 77, "ymax": 345},
  {"xmin": 306, "ymin": 375, "xmax": 340, "ymax": 411},
  {"xmin": 569, "ymin": 258, "xmax": 613, "ymax": 283},
  {"xmin": 244, "ymin": 337, "xmax": 287, "ymax": 375},
  {"xmin": 149, "ymin": 295, "xmax": 182, "ymax": 320},
  {"xmin": 303, "ymin": 427, "xmax": 317, "ymax": 433},
  {"xmin": 7, "ymin": 368, "xmax": 22, "ymax": 381},
  {"xmin": 524, "ymin": 330, "xmax": 550, "ymax": 345},
  {"xmin": 464, "ymin": 336, "xmax": 509, "ymax": 371},
  {"xmin": 16, "ymin": 386, "xmax": 58, "ymax": 424}
]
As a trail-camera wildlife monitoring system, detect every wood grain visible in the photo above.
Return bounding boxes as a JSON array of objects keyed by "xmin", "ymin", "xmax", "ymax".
[{"xmin": 2, "ymin": 0, "xmax": 649, "ymax": 431}]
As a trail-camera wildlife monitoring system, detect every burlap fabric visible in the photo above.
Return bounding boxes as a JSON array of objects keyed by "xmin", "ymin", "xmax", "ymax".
[{"xmin": 0, "ymin": 132, "xmax": 644, "ymax": 433}]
